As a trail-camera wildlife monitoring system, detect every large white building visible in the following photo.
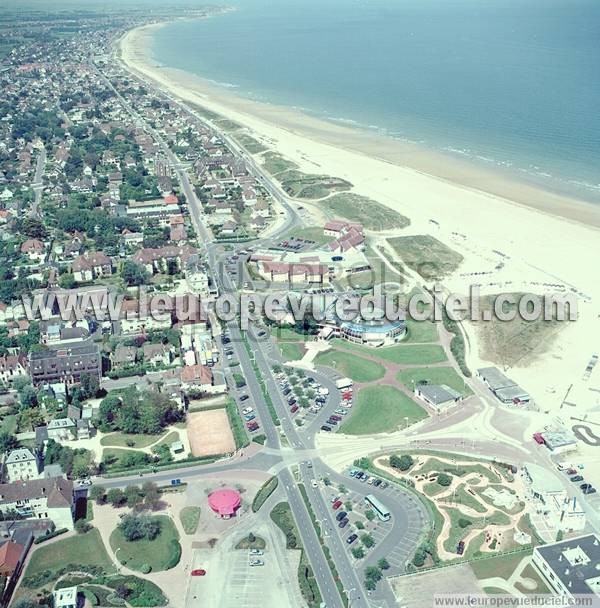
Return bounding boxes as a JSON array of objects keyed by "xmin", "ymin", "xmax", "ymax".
[
  {"xmin": 4, "ymin": 448, "xmax": 41, "ymax": 483},
  {"xmin": 0, "ymin": 477, "xmax": 74, "ymax": 530},
  {"xmin": 533, "ymin": 534, "xmax": 600, "ymax": 599}
]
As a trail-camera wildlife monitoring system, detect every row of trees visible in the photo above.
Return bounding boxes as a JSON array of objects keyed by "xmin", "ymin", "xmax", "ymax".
[{"xmin": 90, "ymin": 482, "xmax": 160, "ymax": 509}]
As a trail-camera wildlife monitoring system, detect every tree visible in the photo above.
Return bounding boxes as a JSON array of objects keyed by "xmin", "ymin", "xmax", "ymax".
[
  {"xmin": 365, "ymin": 509, "xmax": 375, "ymax": 521},
  {"xmin": 125, "ymin": 485, "xmax": 142, "ymax": 508},
  {"xmin": 377, "ymin": 558, "xmax": 390, "ymax": 570},
  {"xmin": 75, "ymin": 519, "xmax": 92, "ymax": 534},
  {"xmin": 118, "ymin": 513, "xmax": 161, "ymax": 541},
  {"xmin": 79, "ymin": 373, "xmax": 100, "ymax": 398},
  {"xmin": 437, "ymin": 472, "xmax": 452, "ymax": 487},
  {"xmin": 142, "ymin": 481, "xmax": 160, "ymax": 506},
  {"xmin": 351, "ymin": 546, "xmax": 365, "ymax": 559},
  {"xmin": 389, "ymin": 454, "xmax": 413, "ymax": 471},
  {"xmin": 106, "ymin": 487, "xmax": 125, "ymax": 507},
  {"xmin": 89, "ymin": 485, "xmax": 106, "ymax": 504},
  {"xmin": 0, "ymin": 431, "xmax": 18, "ymax": 454},
  {"xmin": 248, "ymin": 532, "xmax": 256, "ymax": 544},
  {"xmin": 121, "ymin": 260, "xmax": 149, "ymax": 286},
  {"xmin": 355, "ymin": 520, "xmax": 365, "ymax": 530},
  {"xmin": 458, "ymin": 518, "xmax": 472, "ymax": 528},
  {"xmin": 365, "ymin": 566, "xmax": 382, "ymax": 582},
  {"xmin": 19, "ymin": 385, "xmax": 37, "ymax": 409},
  {"xmin": 361, "ymin": 533, "xmax": 375, "ymax": 548}
]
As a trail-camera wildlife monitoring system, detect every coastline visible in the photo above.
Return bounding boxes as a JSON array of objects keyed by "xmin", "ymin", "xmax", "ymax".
[
  {"xmin": 121, "ymin": 22, "xmax": 600, "ymax": 230},
  {"xmin": 118, "ymin": 21, "xmax": 600, "ymax": 413}
]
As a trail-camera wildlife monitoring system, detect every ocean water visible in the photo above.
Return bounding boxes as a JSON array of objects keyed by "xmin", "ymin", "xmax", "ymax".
[{"xmin": 151, "ymin": 0, "xmax": 600, "ymax": 201}]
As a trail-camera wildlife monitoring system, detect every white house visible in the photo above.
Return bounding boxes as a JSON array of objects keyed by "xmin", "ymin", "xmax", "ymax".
[
  {"xmin": 4, "ymin": 448, "xmax": 41, "ymax": 483},
  {"xmin": 0, "ymin": 477, "xmax": 74, "ymax": 530}
]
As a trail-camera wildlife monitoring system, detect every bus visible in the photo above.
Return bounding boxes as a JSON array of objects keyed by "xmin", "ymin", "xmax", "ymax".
[{"xmin": 364, "ymin": 494, "xmax": 391, "ymax": 522}]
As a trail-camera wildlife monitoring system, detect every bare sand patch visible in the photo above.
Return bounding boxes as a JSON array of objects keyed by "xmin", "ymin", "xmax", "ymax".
[{"xmin": 187, "ymin": 409, "xmax": 235, "ymax": 457}]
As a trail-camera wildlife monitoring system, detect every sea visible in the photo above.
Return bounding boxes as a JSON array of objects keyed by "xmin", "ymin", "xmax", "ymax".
[{"xmin": 150, "ymin": 0, "xmax": 600, "ymax": 202}]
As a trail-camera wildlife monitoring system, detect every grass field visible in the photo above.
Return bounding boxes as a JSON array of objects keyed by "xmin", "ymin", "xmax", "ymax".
[
  {"xmin": 314, "ymin": 349, "xmax": 385, "ymax": 382},
  {"xmin": 397, "ymin": 367, "xmax": 471, "ymax": 395},
  {"xmin": 24, "ymin": 528, "xmax": 115, "ymax": 578},
  {"xmin": 285, "ymin": 225, "xmax": 331, "ymax": 246},
  {"xmin": 154, "ymin": 430, "xmax": 181, "ymax": 448},
  {"xmin": 413, "ymin": 458, "xmax": 502, "ymax": 484},
  {"xmin": 279, "ymin": 341, "xmax": 305, "ymax": 362},
  {"xmin": 405, "ymin": 318, "xmax": 439, "ymax": 343},
  {"xmin": 340, "ymin": 385, "xmax": 428, "ymax": 435},
  {"xmin": 252, "ymin": 476, "xmax": 279, "ymax": 512},
  {"xmin": 334, "ymin": 339, "xmax": 447, "ymax": 365},
  {"xmin": 388, "ymin": 235, "xmax": 464, "ymax": 280},
  {"xmin": 470, "ymin": 549, "xmax": 533, "ymax": 581},
  {"xmin": 320, "ymin": 193, "xmax": 410, "ymax": 230},
  {"xmin": 110, "ymin": 515, "xmax": 181, "ymax": 572},
  {"xmin": 236, "ymin": 133, "xmax": 268, "ymax": 153},
  {"xmin": 179, "ymin": 506, "xmax": 201, "ymax": 535},
  {"xmin": 100, "ymin": 431, "xmax": 164, "ymax": 449},
  {"xmin": 271, "ymin": 326, "xmax": 309, "ymax": 341}
]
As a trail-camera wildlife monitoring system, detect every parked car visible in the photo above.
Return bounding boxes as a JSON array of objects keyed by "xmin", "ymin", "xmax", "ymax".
[
  {"xmin": 339, "ymin": 518, "xmax": 349, "ymax": 528},
  {"xmin": 191, "ymin": 569, "xmax": 206, "ymax": 576},
  {"xmin": 584, "ymin": 487, "xmax": 597, "ymax": 495},
  {"xmin": 332, "ymin": 500, "xmax": 342, "ymax": 510},
  {"xmin": 244, "ymin": 414, "xmax": 256, "ymax": 421},
  {"xmin": 242, "ymin": 407, "xmax": 254, "ymax": 415},
  {"xmin": 311, "ymin": 479, "xmax": 318, "ymax": 488},
  {"xmin": 336, "ymin": 511, "xmax": 347, "ymax": 521},
  {"xmin": 330, "ymin": 415, "xmax": 342, "ymax": 421},
  {"xmin": 290, "ymin": 405, "xmax": 299, "ymax": 413},
  {"xmin": 250, "ymin": 549, "xmax": 263, "ymax": 555},
  {"xmin": 346, "ymin": 533, "xmax": 358, "ymax": 544},
  {"xmin": 457, "ymin": 541, "xmax": 465, "ymax": 555},
  {"xmin": 240, "ymin": 394, "xmax": 249, "ymax": 401},
  {"xmin": 380, "ymin": 481, "xmax": 389, "ymax": 489},
  {"xmin": 373, "ymin": 479, "xmax": 382, "ymax": 487},
  {"xmin": 570, "ymin": 475, "xmax": 584, "ymax": 482},
  {"xmin": 320, "ymin": 425, "xmax": 332, "ymax": 432},
  {"xmin": 250, "ymin": 559, "xmax": 264, "ymax": 566}
]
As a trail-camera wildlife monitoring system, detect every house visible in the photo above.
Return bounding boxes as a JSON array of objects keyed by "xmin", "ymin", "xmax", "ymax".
[
  {"xmin": 4, "ymin": 448, "xmax": 41, "ymax": 483},
  {"xmin": 0, "ymin": 355, "xmax": 28, "ymax": 386},
  {"xmin": 119, "ymin": 299, "xmax": 173, "ymax": 335},
  {"xmin": 324, "ymin": 220, "xmax": 349, "ymax": 237},
  {"xmin": 131, "ymin": 245, "xmax": 197, "ymax": 275},
  {"xmin": 180, "ymin": 364, "xmax": 213, "ymax": 391},
  {"xmin": 533, "ymin": 534, "xmax": 600, "ymax": 599},
  {"xmin": 71, "ymin": 251, "xmax": 113, "ymax": 282},
  {"xmin": 46, "ymin": 418, "xmax": 77, "ymax": 442},
  {"xmin": 414, "ymin": 384, "xmax": 463, "ymax": 408},
  {"xmin": 53, "ymin": 585, "xmax": 80, "ymax": 608},
  {"xmin": 76, "ymin": 419, "xmax": 92, "ymax": 440},
  {"xmin": 0, "ymin": 538, "xmax": 28, "ymax": 577},
  {"xmin": 112, "ymin": 345, "xmax": 137, "ymax": 367},
  {"xmin": 29, "ymin": 344, "xmax": 102, "ymax": 385},
  {"xmin": 477, "ymin": 367, "xmax": 531, "ymax": 404},
  {"xmin": 142, "ymin": 343, "xmax": 172, "ymax": 367},
  {"xmin": 0, "ymin": 477, "xmax": 74, "ymax": 530},
  {"xmin": 20, "ymin": 238, "xmax": 45, "ymax": 262}
]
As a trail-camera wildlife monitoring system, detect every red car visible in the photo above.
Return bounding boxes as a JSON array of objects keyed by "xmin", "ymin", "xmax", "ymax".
[
  {"xmin": 290, "ymin": 405, "xmax": 299, "ymax": 413},
  {"xmin": 332, "ymin": 500, "xmax": 342, "ymax": 510},
  {"xmin": 191, "ymin": 569, "xmax": 206, "ymax": 576}
]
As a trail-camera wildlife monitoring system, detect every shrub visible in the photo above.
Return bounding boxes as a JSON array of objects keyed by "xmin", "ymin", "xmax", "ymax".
[
  {"xmin": 389, "ymin": 454, "xmax": 413, "ymax": 471},
  {"xmin": 458, "ymin": 518, "xmax": 472, "ymax": 528},
  {"xmin": 437, "ymin": 472, "xmax": 452, "ymax": 487}
]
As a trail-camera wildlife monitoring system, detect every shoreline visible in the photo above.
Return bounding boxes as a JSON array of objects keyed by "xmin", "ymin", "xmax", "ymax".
[{"xmin": 121, "ymin": 21, "xmax": 600, "ymax": 230}]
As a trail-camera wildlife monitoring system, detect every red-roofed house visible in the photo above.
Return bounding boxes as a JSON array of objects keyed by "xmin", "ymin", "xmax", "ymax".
[
  {"xmin": 180, "ymin": 364, "xmax": 213, "ymax": 391},
  {"xmin": 71, "ymin": 252, "xmax": 113, "ymax": 282},
  {"xmin": 20, "ymin": 239, "xmax": 45, "ymax": 262},
  {"xmin": 0, "ymin": 540, "xmax": 27, "ymax": 576}
]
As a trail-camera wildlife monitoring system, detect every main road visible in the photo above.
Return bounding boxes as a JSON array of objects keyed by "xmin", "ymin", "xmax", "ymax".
[{"xmin": 99, "ymin": 55, "xmax": 429, "ymax": 607}]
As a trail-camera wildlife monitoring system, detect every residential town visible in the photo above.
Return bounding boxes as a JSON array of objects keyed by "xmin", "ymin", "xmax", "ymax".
[{"xmin": 0, "ymin": 5, "xmax": 598, "ymax": 608}]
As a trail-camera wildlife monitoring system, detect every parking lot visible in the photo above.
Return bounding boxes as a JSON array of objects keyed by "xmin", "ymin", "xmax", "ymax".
[{"xmin": 320, "ymin": 468, "xmax": 427, "ymax": 575}]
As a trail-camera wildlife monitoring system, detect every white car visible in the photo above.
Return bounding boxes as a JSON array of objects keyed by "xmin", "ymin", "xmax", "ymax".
[
  {"xmin": 249, "ymin": 559, "xmax": 264, "ymax": 566},
  {"xmin": 242, "ymin": 407, "xmax": 254, "ymax": 415},
  {"xmin": 311, "ymin": 479, "xmax": 318, "ymax": 488}
]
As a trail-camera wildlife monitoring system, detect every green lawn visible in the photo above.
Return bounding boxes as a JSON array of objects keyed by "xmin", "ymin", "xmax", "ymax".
[
  {"xmin": 179, "ymin": 506, "xmax": 201, "ymax": 535},
  {"xmin": 261, "ymin": 151, "xmax": 299, "ymax": 175},
  {"xmin": 339, "ymin": 385, "xmax": 428, "ymax": 435},
  {"xmin": 24, "ymin": 528, "xmax": 115, "ymax": 579},
  {"xmin": 332, "ymin": 338, "xmax": 447, "ymax": 365},
  {"xmin": 110, "ymin": 515, "xmax": 181, "ymax": 572},
  {"xmin": 100, "ymin": 431, "xmax": 164, "ymax": 448},
  {"xmin": 271, "ymin": 326, "xmax": 311, "ymax": 342},
  {"xmin": 397, "ymin": 367, "xmax": 471, "ymax": 395},
  {"xmin": 314, "ymin": 349, "xmax": 385, "ymax": 382},
  {"xmin": 405, "ymin": 318, "xmax": 439, "ymax": 343},
  {"xmin": 443, "ymin": 507, "xmax": 511, "ymax": 554},
  {"xmin": 0, "ymin": 414, "xmax": 17, "ymax": 435},
  {"xmin": 470, "ymin": 549, "xmax": 533, "ymax": 581},
  {"xmin": 285, "ymin": 225, "xmax": 331, "ymax": 246},
  {"xmin": 154, "ymin": 430, "xmax": 181, "ymax": 448},
  {"xmin": 279, "ymin": 341, "xmax": 305, "ymax": 362}
]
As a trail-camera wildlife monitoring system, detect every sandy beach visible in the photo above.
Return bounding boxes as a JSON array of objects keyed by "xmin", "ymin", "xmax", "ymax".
[{"xmin": 119, "ymin": 23, "xmax": 600, "ymax": 416}]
